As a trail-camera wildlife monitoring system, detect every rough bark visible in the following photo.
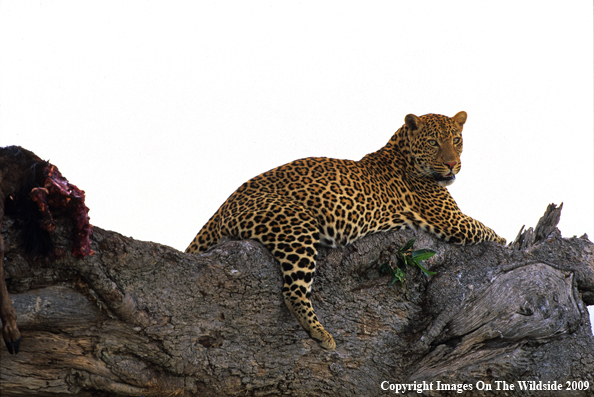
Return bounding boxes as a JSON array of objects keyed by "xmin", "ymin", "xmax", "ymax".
[{"xmin": 0, "ymin": 204, "xmax": 593, "ymax": 397}]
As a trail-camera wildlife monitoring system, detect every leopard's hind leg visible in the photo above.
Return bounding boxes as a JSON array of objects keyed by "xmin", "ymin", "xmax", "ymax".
[
  {"xmin": 186, "ymin": 211, "xmax": 222, "ymax": 253},
  {"xmin": 220, "ymin": 194, "xmax": 336, "ymax": 350}
]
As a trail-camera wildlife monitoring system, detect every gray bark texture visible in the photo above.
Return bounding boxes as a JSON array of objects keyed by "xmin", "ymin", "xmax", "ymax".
[{"xmin": 1, "ymin": 203, "xmax": 593, "ymax": 397}]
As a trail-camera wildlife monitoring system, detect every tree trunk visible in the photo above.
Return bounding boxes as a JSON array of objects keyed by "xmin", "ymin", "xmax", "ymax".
[{"xmin": 1, "ymin": 204, "xmax": 593, "ymax": 396}]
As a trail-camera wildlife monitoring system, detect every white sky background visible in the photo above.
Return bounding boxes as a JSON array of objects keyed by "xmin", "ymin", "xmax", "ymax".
[{"xmin": 1, "ymin": 2, "xmax": 593, "ymax": 324}]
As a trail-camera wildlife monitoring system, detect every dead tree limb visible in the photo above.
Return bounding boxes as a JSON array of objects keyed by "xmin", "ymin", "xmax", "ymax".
[{"xmin": 1, "ymin": 197, "xmax": 593, "ymax": 396}]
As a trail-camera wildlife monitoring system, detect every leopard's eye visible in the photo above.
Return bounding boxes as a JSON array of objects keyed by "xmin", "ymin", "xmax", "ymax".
[
  {"xmin": 428, "ymin": 140, "xmax": 438, "ymax": 147},
  {"xmin": 453, "ymin": 137, "xmax": 461, "ymax": 144}
]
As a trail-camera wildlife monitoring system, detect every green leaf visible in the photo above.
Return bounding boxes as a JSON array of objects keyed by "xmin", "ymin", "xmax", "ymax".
[
  {"xmin": 389, "ymin": 267, "xmax": 406, "ymax": 285},
  {"xmin": 400, "ymin": 238, "xmax": 416, "ymax": 253},
  {"xmin": 404, "ymin": 256, "xmax": 415, "ymax": 267},
  {"xmin": 411, "ymin": 249, "xmax": 436, "ymax": 261},
  {"xmin": 416, "ymin": 262, "xmax": 436, "ymax": 276}
]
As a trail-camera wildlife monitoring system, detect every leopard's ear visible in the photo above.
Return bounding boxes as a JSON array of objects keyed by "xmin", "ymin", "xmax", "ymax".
[
  {"xmin": 405, "ymin": 114, "xmax": 423, "ymax": 135},
  {"xmin": 453, "ymin": 111, "xmax": 467, "ymax": 130}
]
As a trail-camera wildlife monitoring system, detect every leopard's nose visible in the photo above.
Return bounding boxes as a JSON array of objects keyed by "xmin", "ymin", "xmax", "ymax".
[{"xmin": 444, "ymin": 161, "xmax": 458, "ymax": 170}]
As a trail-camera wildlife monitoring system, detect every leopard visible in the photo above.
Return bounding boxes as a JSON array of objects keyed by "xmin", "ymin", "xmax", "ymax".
[{"xmin": 185, "ymin": 111, "xmax": 506, "ymax": 350}]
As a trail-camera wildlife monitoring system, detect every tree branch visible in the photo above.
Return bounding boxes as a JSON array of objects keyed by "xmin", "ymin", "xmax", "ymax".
[{"xmin": 1, "ymin": 203, "xmax": 593, "ymax": 396}]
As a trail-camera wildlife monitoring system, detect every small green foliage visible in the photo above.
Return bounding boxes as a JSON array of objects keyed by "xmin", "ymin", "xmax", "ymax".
[
  {"xmin": 380, "ymin": 260, "xmax": 407, "ymax": 285},
  {"xmin": 379, "ymin": 238, "xmax": 436, "ymax": 285}
]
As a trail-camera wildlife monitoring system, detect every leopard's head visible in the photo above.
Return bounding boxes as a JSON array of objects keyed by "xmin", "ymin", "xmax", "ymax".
[{"xmin": 406, "ymin": 111, "xmax": 466, "ymax": 187}]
